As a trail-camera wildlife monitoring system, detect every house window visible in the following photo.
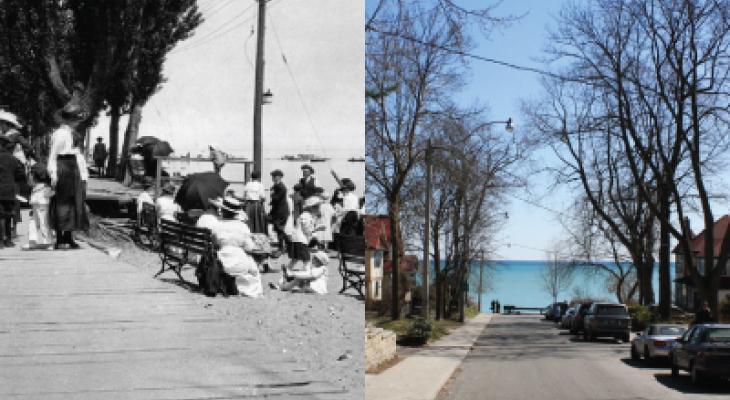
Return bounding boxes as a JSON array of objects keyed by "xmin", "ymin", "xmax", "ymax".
[
  {"xmin": 375, "ymin": 281, "xmax": 381, "ymax": 299},
  {"xmin": 374, "ymin": 251, "xmax": 383, "ymax": 269}
]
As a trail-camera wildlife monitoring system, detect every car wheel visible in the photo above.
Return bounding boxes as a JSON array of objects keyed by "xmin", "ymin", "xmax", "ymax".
[
  {"xmin": 631, "ymin": 344, "xmax": 640, "ymax": 360},
  {"xmin": 690, "ymin": 362, "xmax": 704, "ymax": 385},
  {"xmin": 643, "ymin": 345, "xmax": 652, "ymax": 362},
  {"xmin": 671, "ymin": 357, "xmax": 679, "ymax": 377}
]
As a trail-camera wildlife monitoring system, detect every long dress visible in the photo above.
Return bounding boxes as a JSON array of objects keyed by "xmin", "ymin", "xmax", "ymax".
[
  {"xmin": 48, "ymin": 129, "xmax": 89, "ymax": 233},
  {"xmin": 27, "ymin": 183, "xmax": 54, "ymax": 247},
  {"xmin": 211, "ymin": 219, "xmax": 263, "ymax": 298},
  {"xmin": 242, "ymin": 180, "xmax": 267, "ymax": 234}
]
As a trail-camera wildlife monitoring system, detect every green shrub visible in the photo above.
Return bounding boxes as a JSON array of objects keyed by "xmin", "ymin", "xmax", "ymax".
[
  {"xmin": 404, "ymin": 317, "xmax": 433, "ymax": 345},
  {"xmin": 628, "ymin": 304, "xmax": 652, "ymax": 332}
]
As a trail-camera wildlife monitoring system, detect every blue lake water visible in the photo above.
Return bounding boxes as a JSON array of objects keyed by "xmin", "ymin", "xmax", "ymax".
[{"xmin": 424, "ymin": 260, "xmax": 673, "ymax": 312}]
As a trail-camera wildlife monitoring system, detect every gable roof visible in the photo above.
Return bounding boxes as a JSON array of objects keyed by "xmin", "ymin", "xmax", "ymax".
[
  {"xmin": 673, "ymin": 215, "xmax": 730, "ymax": 257},
  {"xmin": 364, "ymin": 214, "xmax": 390, "ymax": 251}
]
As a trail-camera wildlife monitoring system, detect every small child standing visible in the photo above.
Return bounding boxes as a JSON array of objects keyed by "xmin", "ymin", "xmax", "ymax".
[{"xmin": 23, "ymin": 163, "xmax": 54, "ymax": 250}]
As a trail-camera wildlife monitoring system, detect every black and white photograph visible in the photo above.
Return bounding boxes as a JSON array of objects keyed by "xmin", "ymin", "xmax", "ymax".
[{"xmin": 0, "ymin": 1, "xmax": 364, "ymax": 399}]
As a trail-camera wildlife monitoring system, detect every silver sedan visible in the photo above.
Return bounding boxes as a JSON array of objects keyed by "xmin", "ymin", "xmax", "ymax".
[{"xmin": 630, "ymin": 324, "xmax": 687, "ymax": 361}]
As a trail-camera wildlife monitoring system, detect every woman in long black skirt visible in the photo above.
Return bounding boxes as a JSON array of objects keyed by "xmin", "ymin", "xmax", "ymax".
[{"xmin": 48, "ymin": 106, "xmax": 89, "ymax": 250}]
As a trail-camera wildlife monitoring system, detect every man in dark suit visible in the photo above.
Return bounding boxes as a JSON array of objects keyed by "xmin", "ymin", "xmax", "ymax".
[
  {"xmin": 92, "ymin": 137, "xmax": 108, "ymax": 176},
  {"xmin": 268, "ymin": 169, "xmax": 290, "ymax": 257}
]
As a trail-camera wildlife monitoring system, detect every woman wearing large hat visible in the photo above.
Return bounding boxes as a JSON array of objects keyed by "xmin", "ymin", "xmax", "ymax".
[
  {"xmin": 209, "ymin": 196, "xmax": 263, "ymax": 298},
  {"xmin": 48, "ymin": 105, "xmax": 89, "ymax": 249}
]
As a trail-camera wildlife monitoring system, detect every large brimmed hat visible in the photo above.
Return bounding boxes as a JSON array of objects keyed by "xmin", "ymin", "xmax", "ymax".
[
  {"xmin": 301, "ymin": 164, "xmax": 314, "ymax": 173},
  {"xmin": 219, "ymin": 196, "xmax": 243, "ymax": 214},
  {"xmin": 302, "ymin": 196, "xmax": 323, "ymax": 209},
  {"xmin": 340, "ymin": 178, "xmax": 356, "ymax": 191},
  {"xmin": 0, "ymin": 110, "xmax": 21, "ymax": 128},
  {"xmin": 208, "ymin": 196, "xmax": 224, "ymax": 209}
]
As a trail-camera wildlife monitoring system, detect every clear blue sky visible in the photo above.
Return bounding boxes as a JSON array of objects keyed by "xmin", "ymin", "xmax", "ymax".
[{"xmin": 453, "ymin": 0, "xmax": 570, "ymax": 260}]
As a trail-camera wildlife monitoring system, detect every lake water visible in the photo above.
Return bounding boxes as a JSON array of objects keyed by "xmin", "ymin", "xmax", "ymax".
[{"xmin": 438, "ymin": 259, "xmax": 673, "ymax": 312}]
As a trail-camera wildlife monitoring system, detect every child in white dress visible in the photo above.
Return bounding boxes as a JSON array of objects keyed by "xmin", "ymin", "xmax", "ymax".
[{"xmin": 23, "ymin": 164, "xmax": 54, "ymax": 250}]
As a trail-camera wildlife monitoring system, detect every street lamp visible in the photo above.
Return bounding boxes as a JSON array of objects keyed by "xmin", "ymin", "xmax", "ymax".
[
  {"xmin": 262, "ymin": 89, "xmax": 273, "ymax": 105},
  {"xmin": 422, "ymin": 118, "xmax": 513, "ymax": 320}
]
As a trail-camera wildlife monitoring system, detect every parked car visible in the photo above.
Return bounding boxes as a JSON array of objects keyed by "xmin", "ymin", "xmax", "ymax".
[
  {"xmin": 670, "ymin": 323, "xmax": 730, "ymax": 385},
  {"xmin": 583, "ymin": 303, "xmax": 631, "ymax": 342},
  {"xmin": 561, "ymin": 307, "xmax": 577, "ymax": 329},
  {"xmin": 552, "ymin": 302, "xmax": 568, "ymax": 323},
  {"xmin": 544, "ymin": 304, "xmax": 555, "ymax": 320},
  {"xmin": 570, "ymin": 302, "xmax": 593, "ymax": 335},
  {"xmin": 631, "ymin": 324, "xmax": 687, "ymax": 361}
]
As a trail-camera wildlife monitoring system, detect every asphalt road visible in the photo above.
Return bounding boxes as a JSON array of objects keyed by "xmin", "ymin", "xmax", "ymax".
[{"xmin": 441, "ymin": 314, "xmax": 730, "ymax": 400}]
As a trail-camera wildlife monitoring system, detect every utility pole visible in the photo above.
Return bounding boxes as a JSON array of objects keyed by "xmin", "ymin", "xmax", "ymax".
[
  {"xmin": 252, "ymin": 0, "xmax": 267, "ymax": 175},
  {"xmin": 478, "ymin": 253, "xmax": 483, "ymax": 312},
  {"xmin": 422, "ymin": 139, "xmax": 433, "ymax": 319}
]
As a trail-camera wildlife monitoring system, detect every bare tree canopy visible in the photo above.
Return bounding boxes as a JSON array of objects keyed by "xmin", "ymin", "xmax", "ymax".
[{"xmin": 526, "ymin": 0, "xmax": 730, "ymax": 318}]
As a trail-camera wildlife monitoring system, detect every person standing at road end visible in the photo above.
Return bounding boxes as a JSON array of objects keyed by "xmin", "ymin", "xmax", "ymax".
[
  {"xmin": 693, "ymin": 301, "xmax": 715, "ymax": 325},
  {"xmin": 92, "ymin": 137, "xmax": 108, "ymax": 177}
]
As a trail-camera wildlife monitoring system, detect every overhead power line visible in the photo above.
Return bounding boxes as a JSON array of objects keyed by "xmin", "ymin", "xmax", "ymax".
[{"xmin": 367, "ymin": 26, "xmax": 578, "ymax": 82}]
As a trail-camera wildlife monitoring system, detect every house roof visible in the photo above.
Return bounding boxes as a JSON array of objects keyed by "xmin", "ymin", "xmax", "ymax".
[
  {"xmin": 673, "ymin": 215, "xmax": 730, "ymax": 256},
  {"xmin": 364, "ymin": 214, "xmax": 390, "ymax": 250}
]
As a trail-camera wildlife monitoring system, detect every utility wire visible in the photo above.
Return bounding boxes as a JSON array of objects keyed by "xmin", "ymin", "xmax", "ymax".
[
  {"xmin": 269, "ymin": 13, "xmax": 332, "ymax": 168},
  {"xmin": 172, "ymin": 2, "xmax": 259, "ymax": 53},
  {"xmin": 174, "ymin": 0, "xmax": 284, "ymax": 54},
  {"xmin": 367, "ymin": 26, "xmax": 580, "ymax": 83}
]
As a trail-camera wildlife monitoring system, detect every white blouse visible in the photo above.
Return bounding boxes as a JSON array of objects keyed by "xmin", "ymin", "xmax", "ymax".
[
  {"xmin": 341, "ymin": 192, "xmax": 359, "ymax": 211},
  {"xmin": 48, "ymin": 125, "xmax": 88, "ymax": 183},
  {"xmin": 243, "ymin": 180, "xmax": 265, "ymax": 201}
]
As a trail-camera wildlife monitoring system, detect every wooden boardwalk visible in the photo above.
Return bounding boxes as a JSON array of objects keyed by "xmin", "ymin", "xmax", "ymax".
[{"xmin": 0, "ymin": 219, "xmax": 351, "ymax": 399}]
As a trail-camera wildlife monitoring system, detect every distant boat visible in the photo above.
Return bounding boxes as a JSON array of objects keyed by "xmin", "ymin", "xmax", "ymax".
[
  {"xmin": 348, "ymin": 157, "xmax": 365, "ymax": 162},
  {"xmin": 310, "ymin": 157, "xmax": 329, "ymax": 162}
]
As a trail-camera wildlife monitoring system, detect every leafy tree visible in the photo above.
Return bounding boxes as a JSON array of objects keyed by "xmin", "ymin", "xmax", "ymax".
[{"xmin": 0, "ymin": 1, "xmax": 201, "ymax": 160}]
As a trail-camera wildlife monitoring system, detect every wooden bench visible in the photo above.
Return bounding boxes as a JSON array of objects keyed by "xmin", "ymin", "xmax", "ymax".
[
  {"xmin": 155, "ymin": 219, "xmax": 238, "ymax": 296},
  {"xmin": 133, "ymin": 202, "xmax": 158, "ymax": 249},
  {"xmin": 336, "ymin": 234, "xmax": 365, "ymax": 297},
  {"xmin": 155, "ymin": 219, "xmax": 213, "ymax": 282}
]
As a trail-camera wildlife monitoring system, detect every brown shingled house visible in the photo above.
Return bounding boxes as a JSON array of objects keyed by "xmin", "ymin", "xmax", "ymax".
[{"xmin": 673, "ymin": 215, "xmax": 730, "ymax": 310}]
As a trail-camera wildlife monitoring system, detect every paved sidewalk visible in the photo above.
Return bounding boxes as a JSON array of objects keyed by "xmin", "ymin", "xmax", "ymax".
[
  {"xmin": 365, "ymin": 313, "xmax": 493, "ymax": 400},
  {"xmin": 0, "ymin": 212, "xmax": 351, "ymax": 399}
]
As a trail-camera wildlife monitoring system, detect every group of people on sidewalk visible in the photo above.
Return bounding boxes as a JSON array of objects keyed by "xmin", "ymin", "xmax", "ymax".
[{"xmin": 0, "ymin": 106, "xmax": 89, "ymax": 251}]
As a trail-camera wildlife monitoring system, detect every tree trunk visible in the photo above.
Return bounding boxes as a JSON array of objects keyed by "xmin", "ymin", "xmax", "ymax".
[
  {"xmin": 117, "ymin": 100, "xmax": 144, "ymax": 181},
  {"xmin": 658, "ymin": 187, "xmax": 672, "ymax": 320},
  {"xmin": 389, "ymin": 195, "xmax": 401, "ymax": 320},
  {"xmin": 107, "ymin": 103, "xmax": 121, "ymax": 178}
]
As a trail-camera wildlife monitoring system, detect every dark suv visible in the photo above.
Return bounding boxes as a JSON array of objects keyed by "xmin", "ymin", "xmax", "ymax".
[
  {"xmin": 583, "ymin": 303, "xmax": 631, "ymax": 342},
  {"xmin": 570, "ymin": 302, "xmax": 593, "ymax": 335}
]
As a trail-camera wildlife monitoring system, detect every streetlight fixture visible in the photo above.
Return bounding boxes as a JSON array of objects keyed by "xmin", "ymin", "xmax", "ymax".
[
  {"xmin": 262, "ymin": 89, "xmax": 273, "ymax": 105},
  {"xmin": 421, "ymin": 117, "xmax": 514, "ymax": 320}
]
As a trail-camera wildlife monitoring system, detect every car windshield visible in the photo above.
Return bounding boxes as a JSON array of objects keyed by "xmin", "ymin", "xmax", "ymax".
[
  {"xmin": 596, "ymin": 305, "xmax": 627, "ymax": 315},
  {"xmin": 657, "ymin": 326, "xmax": 685, "ymax": 336},
  {"xmin": 705, "ymin": 328, "xmax": 730, "ymax": 343}
]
